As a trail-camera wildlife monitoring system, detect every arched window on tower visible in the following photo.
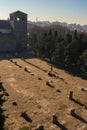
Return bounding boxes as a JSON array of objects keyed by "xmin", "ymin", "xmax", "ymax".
[{"xmin": 17, "ymin": 17, "xmax": 20, "ymax": 21}]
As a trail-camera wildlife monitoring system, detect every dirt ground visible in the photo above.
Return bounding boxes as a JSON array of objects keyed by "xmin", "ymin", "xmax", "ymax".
[{"xmin": 0, "ymin": 58, "xmax": 87, "ymax": 130}]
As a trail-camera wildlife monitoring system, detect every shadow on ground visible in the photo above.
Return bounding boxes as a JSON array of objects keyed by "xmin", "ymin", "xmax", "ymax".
[
  {"xmin": 0, "ymin": 82, "xmax": 6, "ymax": 130},
  {"xmin": 0, "ymin": 52, "xmax": 87, "ymax": 80},
  {"xmin": 54, "ymin": 121, "xmax": 68, "ymax": 130},
  {"xmin": 72, "ymin": 113, "xmax": 87, "ymax": 123}
]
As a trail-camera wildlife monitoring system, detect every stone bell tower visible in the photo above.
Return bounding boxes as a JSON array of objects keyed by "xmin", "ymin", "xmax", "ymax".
[{"xmin": 10, "ymin": 10, "xmax": 27, "ymax": 50}]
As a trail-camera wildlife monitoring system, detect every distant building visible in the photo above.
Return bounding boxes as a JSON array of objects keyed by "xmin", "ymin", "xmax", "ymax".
[{"xmin": 0, "ymin": 10, "xmax": 27, "ymax": 52}]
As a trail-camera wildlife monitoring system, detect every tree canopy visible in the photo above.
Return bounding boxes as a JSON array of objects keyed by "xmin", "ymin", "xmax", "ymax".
[{"xmin": 28, "ymin": 25, "xmax": 87, "ymax": 73}]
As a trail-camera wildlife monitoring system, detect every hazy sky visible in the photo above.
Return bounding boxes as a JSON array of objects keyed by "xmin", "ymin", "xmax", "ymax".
[{"xmin": 0, "ymin": 0, "xmax": 87, "ymax": 25}]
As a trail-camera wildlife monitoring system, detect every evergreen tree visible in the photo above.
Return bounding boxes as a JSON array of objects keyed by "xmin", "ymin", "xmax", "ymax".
[
  {"xmin": 80, "ymin": 50, "xmax": 87, "ymax": 72},
  {"xmin": 65, "ymin": 38, "xmax": 81, "ymax": 70},
  {"xmin": 52, "ymin": 42, "xmax": 65, "ymax": 67}
]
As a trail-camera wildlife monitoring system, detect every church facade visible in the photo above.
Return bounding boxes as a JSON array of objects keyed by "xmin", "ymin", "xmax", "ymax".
[{"xmin": 0, "ymin": 10, "xmax": 27, "ymax": 52}]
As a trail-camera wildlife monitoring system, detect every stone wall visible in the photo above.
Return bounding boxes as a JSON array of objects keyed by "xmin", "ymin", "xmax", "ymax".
[{"xmin": 0, "ymin": 34, "xmax": 16, "ymax": 52}]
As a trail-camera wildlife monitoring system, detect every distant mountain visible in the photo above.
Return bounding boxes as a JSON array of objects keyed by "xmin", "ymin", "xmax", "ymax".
[{"xmin": 28, "ymin": 21, "xmax": 87, "ymax": 32}]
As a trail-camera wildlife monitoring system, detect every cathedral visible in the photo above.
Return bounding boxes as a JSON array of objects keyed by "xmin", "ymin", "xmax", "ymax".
[{"xmin": 0, "ymin": 10, "xmax": 27, "ymax": 52}]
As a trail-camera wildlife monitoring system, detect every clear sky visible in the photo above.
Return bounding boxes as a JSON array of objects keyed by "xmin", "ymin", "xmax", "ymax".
[{"xmin": 0, "ymin": 0, "xmax": 87, "ymax": 25}]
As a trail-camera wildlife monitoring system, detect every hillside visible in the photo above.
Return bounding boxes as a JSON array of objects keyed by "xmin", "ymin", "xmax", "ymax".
[{"xmin": 0, "ymin": 58, "xmax": 87, "ymax": 130}]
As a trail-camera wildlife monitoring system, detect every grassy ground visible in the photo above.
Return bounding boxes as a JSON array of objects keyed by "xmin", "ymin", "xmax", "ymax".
[{"xmin": 0, "ymin": 58, "xmax": 87, "ymax": 130}]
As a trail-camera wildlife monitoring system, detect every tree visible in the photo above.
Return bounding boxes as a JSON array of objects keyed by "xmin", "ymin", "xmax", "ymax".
[
  {"xmin": 80, "ymin": 50, "xmax": 87, "ymax": 72},
  {"xmin": 65, "ymin": 33, "xmax": 72, "ymax": 44},
  {"xmin": 79, "ymin": 33, "xmax": 87, "ymax": 54},
  {"xmin": 52, "ymin": 42, "xmax": 65, "ymax": 67},
  {"xmin": 36, "ymin": 32, "xmax": 47, "ymax": 57},
  {"xmin": 28, "ymin": 24, "xmax": 87, "ymax": 73},
  {"xmin": 29, "ymin": 33, "xmax": 39, "ymax": 55},
  {"xmin": 65, "ymin": 38, "xmax": 81, "ymax": 70},
  {"xmin": 42, "ymin": 29, "xmax": 54, "ymax": 61}
]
